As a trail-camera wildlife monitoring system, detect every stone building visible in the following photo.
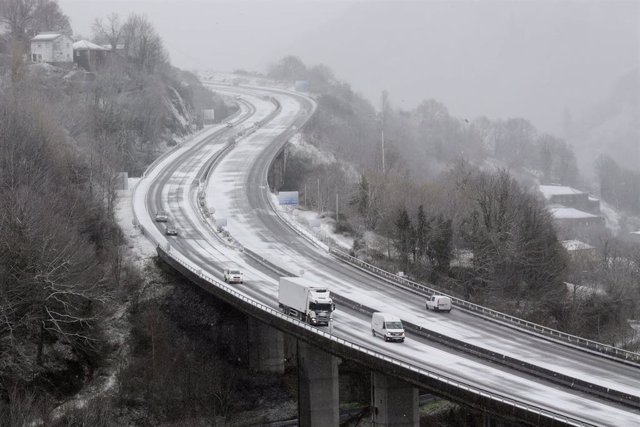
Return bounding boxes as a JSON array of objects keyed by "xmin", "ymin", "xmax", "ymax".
[{"xmin": 30, "ymin": 33, "xmax": 73, "ymax": 64}]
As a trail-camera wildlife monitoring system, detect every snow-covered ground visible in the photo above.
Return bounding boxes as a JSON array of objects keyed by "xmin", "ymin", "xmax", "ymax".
[
  {"xmin": 116, "ymin": 179, "xmax": 158, "ymax": 266},
  {"xmin": 600, "ymin": 199, "xmax": 621, "ymax": 233},
  {"xmin": 272, "ymin": 198, "xmax": 354, "ymax": 252}
]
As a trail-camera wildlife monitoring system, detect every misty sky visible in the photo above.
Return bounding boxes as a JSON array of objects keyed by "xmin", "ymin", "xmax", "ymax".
[{"xmin": 61, "ymin": 0, "xmax": 639, "ymax": 136}]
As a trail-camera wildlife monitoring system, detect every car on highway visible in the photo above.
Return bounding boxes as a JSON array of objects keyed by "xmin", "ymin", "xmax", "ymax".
[
  {"xmin": 426, "ymin": 295, "xmax": 452, "ymax": 313},
  {"xmin": 164, "ymin": 222, "xmax": 178, "ymax": 236},
  {"xmin": 223, "ymin": 268, "xmax": 244, "ymax": 284},
  {"xmin": 155, "ymin": 211, "xmax": 169, "ymax": 222},
  {"xmin": 225, "ymin": 122, "xmax": 233, "ymax": 128}
]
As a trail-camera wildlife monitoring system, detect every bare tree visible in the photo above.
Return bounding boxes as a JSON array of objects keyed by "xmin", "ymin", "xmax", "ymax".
[
  {"xmin": 457, "ymin": 167, "xmax": 567, "ymax": 309},
  {"xmin": 31, "ymin": 0, "xmax": 70, "ymax": 35},
  {"xmin": 91, "ymin": 12, "xmax": 123, "ymax": 51},
  {"xmin": 0, "ymin": 95, "xmax": 111, "ymax": 380},
  {"xmin": 121, "ymin": 13, "xmax": 167, "ymax": 72},
  {"xmin": 0, "ymin": 0, "xmax": 36, "ymax": 42},
  {"xmin": 267, "ymin": 55, "xmax": 307, "ymax": 81},
  {"xmin": 0, "ymin": 0, "xmax": 69, "ymax": 43}
]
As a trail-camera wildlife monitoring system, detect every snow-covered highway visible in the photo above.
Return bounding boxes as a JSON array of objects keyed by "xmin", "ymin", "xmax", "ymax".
[{"xmin": 133, "ymin": 82, "xmax": 640, "ymax": 426}]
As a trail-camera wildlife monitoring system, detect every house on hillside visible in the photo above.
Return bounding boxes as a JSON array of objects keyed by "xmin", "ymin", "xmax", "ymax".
[
  {"xmin": 538, "ymin": 184, "xmax": 601, "ymax": 214},
  {"xmin": 561, "ymin": 240, "xmax": 597, "ymax": 261},
  {"xmin": 73, "ymin": 40, "xmax": 109, "ymax": 71},
  {"xmin": 30, "ymin": 33, "xmax": 73, "ymax": 65},
  {"xmin": 550, "ymin": 207, "xmax": 605, "ymax": 240}
]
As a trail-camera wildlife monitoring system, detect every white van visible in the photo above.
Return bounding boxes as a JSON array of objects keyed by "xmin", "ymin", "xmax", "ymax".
[
  {"xmin": 371, "ymin": 312, "xmax": 405, "ymax": 342},
  {"xmin": 426, "ymin": 295, "xmax": 452, "ymax": 313},
  {"xmin": 223, "ymin": 268, "xmax": 244, "ymax": 284}
]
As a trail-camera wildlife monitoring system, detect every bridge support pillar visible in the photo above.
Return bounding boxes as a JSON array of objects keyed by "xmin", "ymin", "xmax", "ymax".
[
  {"xmin": 283, "ymin": 331, "xmax": 297, "ymax": 369},
  {"xmin": 483, "ymin": 412, "xmax": 515, "ymax": 427},
  {"xmin": 371, "ymin": 372, "xmax": 419, "ymax": 426},
  {"xmin": 247, "ymin": 317, "xmax": 284, "ymax": 373},
  {"xmin": 297, "ymin": 340, "xmax": 339, "ymax": 427}
]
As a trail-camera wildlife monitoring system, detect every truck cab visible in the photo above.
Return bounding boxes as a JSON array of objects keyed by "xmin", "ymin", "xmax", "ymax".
[{"xmin": 307, "ymin": 289, "xmax": 334, "ymax": 325}]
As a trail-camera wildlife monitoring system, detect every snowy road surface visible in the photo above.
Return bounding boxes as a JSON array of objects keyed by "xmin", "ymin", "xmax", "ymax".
[{"xmin": 132, "ymin": 82, "xmax": 640, "ymax": 426}]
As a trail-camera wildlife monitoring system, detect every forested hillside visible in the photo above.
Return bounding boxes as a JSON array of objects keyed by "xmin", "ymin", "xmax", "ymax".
[
  {"xmin": 0, "ymin": 1, "xmax": 235, "ymax": 421},
  {"xmin": 272, "ymin": 56, "xmax": 639, "ymax": 347}
]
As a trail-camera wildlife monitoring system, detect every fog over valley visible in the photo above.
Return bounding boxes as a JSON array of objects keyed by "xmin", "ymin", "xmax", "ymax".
[{"xmin": 62, "ymin": 0, "xmax": 639, "ymax": 174}]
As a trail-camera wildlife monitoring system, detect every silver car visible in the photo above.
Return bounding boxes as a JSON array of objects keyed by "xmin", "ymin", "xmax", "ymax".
[{"xmin": 155, "ymin": 211, "xmax": 169, "ymax": 222}]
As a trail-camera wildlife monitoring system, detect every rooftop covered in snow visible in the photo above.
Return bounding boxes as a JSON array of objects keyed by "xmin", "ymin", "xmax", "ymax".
[
  {"xmin": 73, "ymin": 40, "xmax": 108, "ymax": 51},
  {"xmin": 538, "ymin": 185, "xmax": 586, "ymax": 200},
  {"xmin": 562, "ymin": 240, "xmax": 595, "ymax": 251},
  {"xmin": 31, "ymin": 33, "xmax": 64, "ymax": 42},
  {"xmin": 549, "ymin": 206, "xmax": 599, "ymax": 219}
]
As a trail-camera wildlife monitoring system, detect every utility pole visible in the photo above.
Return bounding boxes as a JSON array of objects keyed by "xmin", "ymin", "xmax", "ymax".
[
  {"xmin": 380, "ymin": 91, "xmax": 387, "ymax": 175},
  {"xmin": 304, "ymin": 183, "xmax": 307, "ymax": 207},
  {"xmin": 381, "ymin": 127, "xmax": 385, "ymax": 175},
  {"xmin": 336, "ymin": 193, "xmax": 339, "ymax": 224},
  {"xmin": 317, "ymin": 178, "xmax": 321, "ymax": 213}
]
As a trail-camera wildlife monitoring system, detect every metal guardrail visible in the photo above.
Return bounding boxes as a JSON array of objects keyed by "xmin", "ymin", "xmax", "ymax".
[
  {"xmin": 266, "ymin": 194, "xmax": 640, "ymax": 366},
  {"xmin": 329, "ymin": 247, "xmax": 640, "ymax": 365},
  {"xmin": 245, "ymin": 240, "xmax": 640, "ymax": 409},
  {"xmin": 243, "ymin": 229, "xmax": 640, "ymax": 407},
  {"xmin": 265, "ymin": 187, "xmax": 640, "ymax": 365},
  {"xmin": 143, "ymin": 103, "xmax": 244, "ymax": 180},
  {"xmin": 328, "ymin": 293, "xmax": 640, "ymax": 410},
  {"xmin": 157, "ymin": 245, "xmax": 591, "ymax": 427},
  {"xmin": 194, "ymin": 95, "xmax": 284, "ymax": 249}
]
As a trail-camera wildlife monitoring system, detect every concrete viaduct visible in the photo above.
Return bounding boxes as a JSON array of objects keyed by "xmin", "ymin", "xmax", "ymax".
[{"xmin": 158, "ymin": 246, "xmax": 574, "ymax": 427}]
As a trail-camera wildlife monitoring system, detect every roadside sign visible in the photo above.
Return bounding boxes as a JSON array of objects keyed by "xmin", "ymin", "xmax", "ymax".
[{"xmin": 278, "ymin": 191, "xmax": 299, "ymax": 206}]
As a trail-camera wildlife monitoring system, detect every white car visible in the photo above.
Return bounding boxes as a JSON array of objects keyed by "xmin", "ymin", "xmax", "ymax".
[
  {"xmin": 223, "ymin": 268, "xmax": 243, "ymax": 284},
  {"xmin": 426, "ymin": 295, "xmax": 452, "ymax": 313}
]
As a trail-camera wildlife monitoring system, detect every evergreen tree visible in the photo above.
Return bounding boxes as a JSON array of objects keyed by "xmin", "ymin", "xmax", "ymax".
[
  {"xmin": 350, "ymin": 173, "xmax": 380, "ymax": 230},
  {"xmin": 414, "ymin": 204, "xmax": 429, "ymax": 263},
  {"xmin": 429, "ymin": 214, "xmax": 453, "ymax": 273},
  {"xmin": 394, "ymin": 208, "xmax": 413, "ymax": 270}
]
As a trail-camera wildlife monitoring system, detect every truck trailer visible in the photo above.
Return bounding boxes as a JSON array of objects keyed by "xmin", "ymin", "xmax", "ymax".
[{"xmin": 278, "ymin": 277, "xmax": 335, "ymax": 326}]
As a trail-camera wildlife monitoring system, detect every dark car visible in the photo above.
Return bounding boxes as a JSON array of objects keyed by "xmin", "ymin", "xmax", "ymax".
[
  {"xmin": 155, "ymin": 211, "xmax": 169, "ymax": 222},
  {"xmin": 164, "ymin": 222, "xmax": 178, "ymax": 236}
]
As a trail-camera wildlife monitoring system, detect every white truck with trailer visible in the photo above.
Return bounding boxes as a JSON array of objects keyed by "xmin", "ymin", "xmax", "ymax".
[{"xmin": 278, "ymin": 277, "xmax": 335, "ymax": 326}]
